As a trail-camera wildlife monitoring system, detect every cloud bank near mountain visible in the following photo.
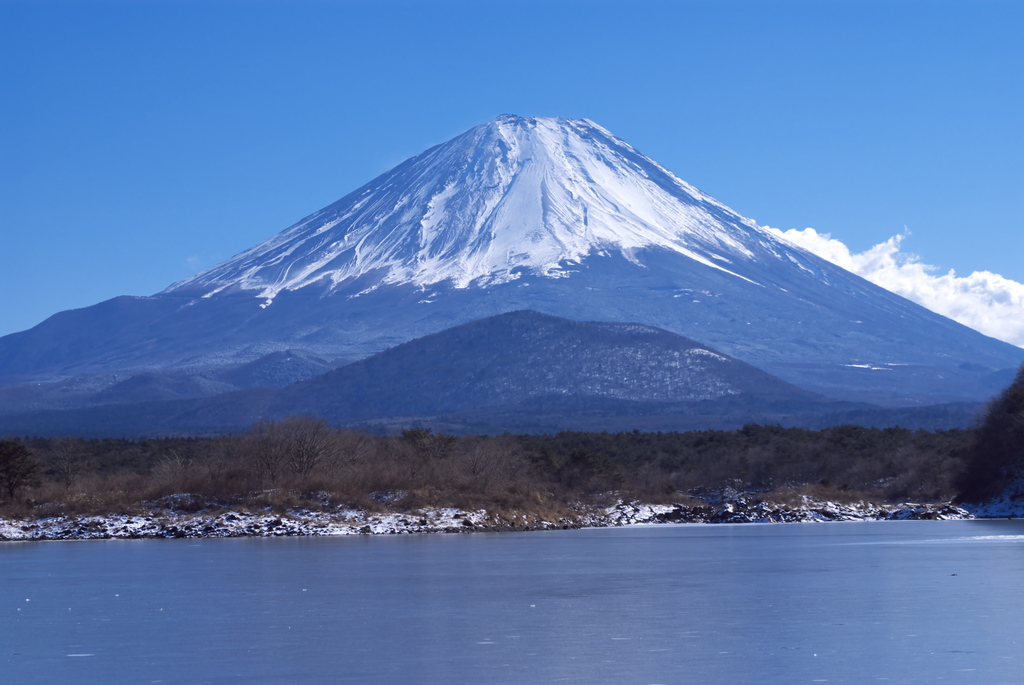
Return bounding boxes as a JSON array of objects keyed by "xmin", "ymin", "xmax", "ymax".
[{"xmin": 769, "ymin": 227, "xmax": 1024, "ymax": 348}]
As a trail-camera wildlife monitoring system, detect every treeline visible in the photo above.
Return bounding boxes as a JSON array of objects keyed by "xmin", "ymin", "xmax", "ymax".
[
  {"xmin": 0, "ymin": 419, "xmax": 979, "ymax": 517},
  {"xmin": 523, "ymin": 424, "xmax": 969, "ymax": 502}
]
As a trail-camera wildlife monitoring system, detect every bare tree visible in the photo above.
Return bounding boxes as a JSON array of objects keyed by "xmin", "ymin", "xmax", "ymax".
[
  {"xmin": 280, "ymin": 416, "xmax": 332, "ymax": 478},
  {"xmin": 455, "ymin": 435, "xmax": 526, "ymax": 492},
  {"xmin": 152, "ymin": 449, "xmax": 194, "ymax": 492},
  {"xmin": 50, "ymin": 436, "xmax": 91, "ymax": 491},
  {"xmin": 401, "ymin": 428, "xmax": 456, "ymax": 461},
  {"xmin": 244, "ymin": 420, "xmax": 289, "ymax": 485},
  {"xmin": 244, "ymin": 417, "xmax": 334, "ymax": 484},
  {"xmin": 323, "ymin": 429, "xmax": 373, "ymax": 478}
]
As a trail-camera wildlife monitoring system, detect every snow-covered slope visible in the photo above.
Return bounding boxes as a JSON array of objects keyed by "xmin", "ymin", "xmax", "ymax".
[{"xmin": 168, "ymin": 115, "xmax": 776, "ymax": 303}]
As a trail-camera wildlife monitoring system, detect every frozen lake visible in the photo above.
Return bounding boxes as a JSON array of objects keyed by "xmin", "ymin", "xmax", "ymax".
[{"xmin": 3, "ymin": 520, "xmax": 1023, "ymax": 684}]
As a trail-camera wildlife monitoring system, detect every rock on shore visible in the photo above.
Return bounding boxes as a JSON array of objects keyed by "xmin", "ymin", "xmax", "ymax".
[
  {"xmin": 0, "ymin": 495, "xmax": 975, "ymax": 541},
  {"xmin": 595, "ymin": 497, "xmax": 973, "ymax": 526}
]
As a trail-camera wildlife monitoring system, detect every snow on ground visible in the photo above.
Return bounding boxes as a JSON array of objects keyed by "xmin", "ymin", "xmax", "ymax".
[
  {"xmin": 597, "ymin": 496, "xmax": 972, "ymax": 526},
  {"xmin": 0, "ymin": 506, "xmax": 495, "ymax": 541},
  {"xmin": 959, "ymin": 475, "xmax": 1024, "ymax": 518},
  {"xmin": 0, "ymin": 494, "xmax": 981, "ymax": 541}
]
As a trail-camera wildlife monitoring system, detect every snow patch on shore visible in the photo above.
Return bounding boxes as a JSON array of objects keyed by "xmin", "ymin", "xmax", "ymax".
[
  {"xmin": 0, "ymin": 507, "xmax": 494, "ymax": 541},
  {"xmin": 0, "ymin": 495, "xmax": 978, "ymax": 541},
  {"xmin": 959, "ymin": 475, "xmax": 1024, "ymax": 518},
  {"xmin": 599, "ymin": 497, "xmax": 972, "ymax": 525}
]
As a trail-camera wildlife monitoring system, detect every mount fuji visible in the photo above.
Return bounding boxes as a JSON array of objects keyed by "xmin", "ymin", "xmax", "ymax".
[{"xmin": 1, "ymin": 115, "xmax": 1021, "ymax": 421}]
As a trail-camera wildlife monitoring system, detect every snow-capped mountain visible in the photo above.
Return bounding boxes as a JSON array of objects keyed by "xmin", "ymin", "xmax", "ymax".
[
  {"xmin": 0, "ymin": 115, "xmax": 1021, "ymax": 411},
  {"xmin": 167, "ymin": 115, "xmax": 775, "ymax": 302}
]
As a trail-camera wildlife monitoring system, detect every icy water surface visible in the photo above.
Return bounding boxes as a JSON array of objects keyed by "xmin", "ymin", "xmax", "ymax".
[{"xmin": 3, "ymin": 520, "xmax": 1023, "ymax": 684}]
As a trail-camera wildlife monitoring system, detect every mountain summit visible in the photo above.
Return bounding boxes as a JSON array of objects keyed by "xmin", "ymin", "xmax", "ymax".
[
  {"xmin": 1, "ymin": 115, "xmax": 1021, "ymax": 410},
  {"xmin": 167, "ymin": 115, "xmax": 775, "ymax": 304}
]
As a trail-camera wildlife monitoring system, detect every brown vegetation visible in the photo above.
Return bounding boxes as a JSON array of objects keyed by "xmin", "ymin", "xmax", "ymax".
[{"xmin": 0, "ymin": 420, "xmax": 971, "ymax": 519}]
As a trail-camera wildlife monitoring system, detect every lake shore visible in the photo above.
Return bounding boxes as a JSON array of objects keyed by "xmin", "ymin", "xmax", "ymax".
[{"xmin": 0, "ymin": 495, "xmax": 979, "ymax": 541}]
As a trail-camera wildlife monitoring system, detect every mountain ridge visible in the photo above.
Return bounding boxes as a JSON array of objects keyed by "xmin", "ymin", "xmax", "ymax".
[
  {"xmin": 3, "ymin": 310, "xmax": 980, "ymax": 438},
  {"xmin": 266, "ymin": 309, "xmax": 818, "ymax": 420}
]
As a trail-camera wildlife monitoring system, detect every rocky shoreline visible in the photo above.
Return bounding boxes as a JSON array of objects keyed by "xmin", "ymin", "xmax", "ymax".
[{"xmin": 0, "ymin": 495, "xmax": 979, "ymax": 541}]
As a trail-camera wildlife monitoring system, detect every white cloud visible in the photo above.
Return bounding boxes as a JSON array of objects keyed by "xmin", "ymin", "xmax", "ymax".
[{"xmin": 767, "ymin": 227, "xmax": 1024, "ymax": 348}]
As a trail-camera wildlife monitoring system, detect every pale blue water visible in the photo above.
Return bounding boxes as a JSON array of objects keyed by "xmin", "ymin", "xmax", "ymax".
[{"xmin": 3, "ymin": 520, "xmax": 1023, "ymax": 684}]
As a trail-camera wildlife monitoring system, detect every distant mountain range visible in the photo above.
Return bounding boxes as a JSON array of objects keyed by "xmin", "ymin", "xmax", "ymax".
[
  {"xmin": 0, "ymin": 115, "xmax": 1019, "ymax": 435},
  {"xmin": 0, "ymin": 312, "xmax": 983, "ymax": 437}
]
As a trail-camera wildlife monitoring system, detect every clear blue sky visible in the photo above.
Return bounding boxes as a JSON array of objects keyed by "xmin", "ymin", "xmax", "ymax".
[{"xmin": 1, "ymin": 0, "xmax": 1021, "ymax": 338}]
